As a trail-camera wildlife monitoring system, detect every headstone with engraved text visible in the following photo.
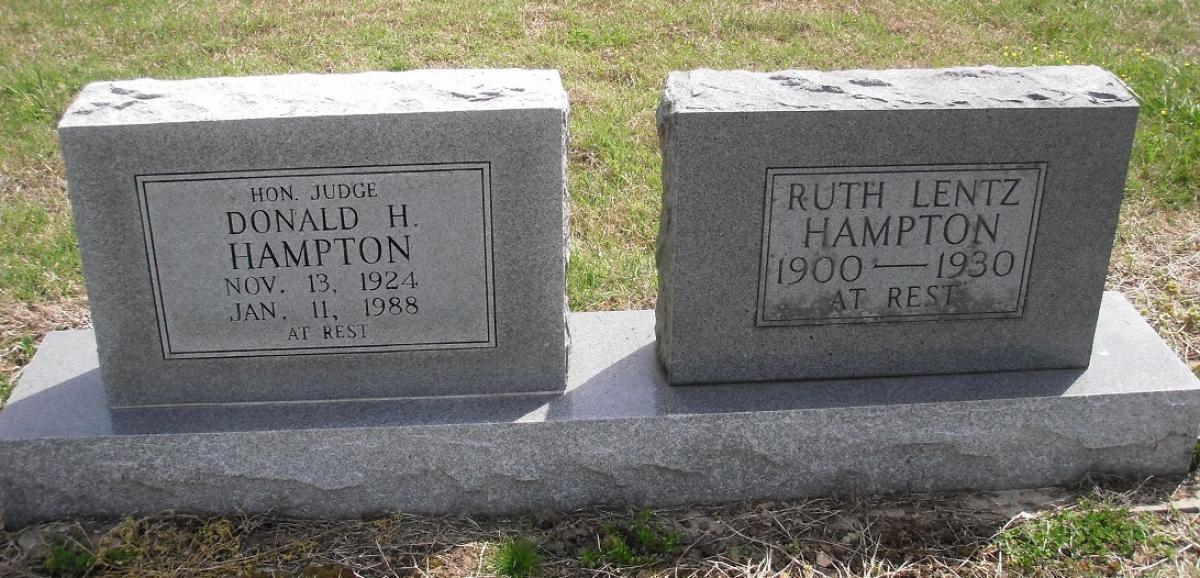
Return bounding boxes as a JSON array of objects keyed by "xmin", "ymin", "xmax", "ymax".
[
  {"xmin": 655, "ymin": 66, "xmax": 1138, "ymax": 384},
  {"xmin": 58, "ymin": 69, "xmax": 569, "ymax": 407}
]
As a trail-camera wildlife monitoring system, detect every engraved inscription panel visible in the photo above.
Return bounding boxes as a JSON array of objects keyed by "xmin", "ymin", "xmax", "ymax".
[
  {"xmin": 757, "ymin": 163, "xmax": 1044, "ymax": 326},
  {"xmin": 138, "ymin": 164, "xmax": 495, "ymax": 358}
]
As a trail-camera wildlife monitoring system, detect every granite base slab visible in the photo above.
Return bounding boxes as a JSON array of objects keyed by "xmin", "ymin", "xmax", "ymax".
[{"xmin": 1, "ymin": 292, "xmax": 1198, "ymax": 527}]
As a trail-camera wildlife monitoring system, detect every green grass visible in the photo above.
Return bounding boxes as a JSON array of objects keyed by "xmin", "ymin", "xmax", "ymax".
[
  {"xmin": 0, "ymin": 197, "xmax": 80, "ymax": 304},
  {"xmin": 42, "ymin": 536, "xmax": 133, "ymax": 577},
  {"xmin": 0, "ymin": 336, "xmax": 35, "ymax": 409},
  {"xmin": 43, "ymin": 539, "xmax": 97, "ymax": 578},
  {"xmin": 489, "ymin": 536, "xmax": 544, "ymax": 578},
  {"xmin": 995, "ymin": 497, "xmax": 1170, "ymax": 570},
  {"xmin": 578, "ymin": 510, "xmax": 682, "ymax": 568}
]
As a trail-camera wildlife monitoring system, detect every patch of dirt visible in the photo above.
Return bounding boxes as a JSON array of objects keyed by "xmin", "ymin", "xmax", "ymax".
[
  {"xmin": 753, "ymin": 0, "xmax": 855, "ymax": 15},
  {"xmin": 0, "ymin": 295, "xmax": 89, "ymax": 342},
  {"xmin": 0, "ymin": 160, "xmax": 67, "ymax": 208},
  {"xmin": 0, "ymin": 296, "xmax": 88, "ymax": 397},
  {"xmin": 522, "ymin": 2, "xmax": 562, "ymax": 40}
]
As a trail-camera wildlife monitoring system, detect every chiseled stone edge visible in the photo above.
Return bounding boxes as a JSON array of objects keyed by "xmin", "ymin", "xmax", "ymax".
[
  {"xmin": 0, "ymin": 386, "xmax": 1195, "ymax": 528},
  {"xmin": 663, "ymin": 65, "xmax": 1138, "ymax": 113},
  {"xmin": 653, "ymin": 86, "xmax": 679, "ymax": 379},
  {"xmin": 560, "ymin": 99, "xmax": 573, "ymax": 373},
  {"xmin": 60, "ymin": 69, "xmax": 569, "ymax": 128}
]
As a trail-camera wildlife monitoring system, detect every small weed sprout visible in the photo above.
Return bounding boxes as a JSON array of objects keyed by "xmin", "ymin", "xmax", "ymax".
[
  {"xmin": 489, "ymin": 536, "xmax": 542, "ymax": 578},
  {"xmin": 15, "ymin": 335, "xmax": 35, "ymax": 359},
  {"xmin": 43, "ymin": 539, "xmax": 95, "ymax": 577},
  {"xmin": 0, "ymin": 374, "xmax": 12, "ymax": 407},
  {"xmin": 42, "ymin": 535, "xmax": 133, "ymax": 578},
  {"xmin": 577, "ymin": 546, "xmax": 602, "ymax": 568},
  {"xmin": 578, "ymin": 510, "xmax": 682, "ymax": 568}
]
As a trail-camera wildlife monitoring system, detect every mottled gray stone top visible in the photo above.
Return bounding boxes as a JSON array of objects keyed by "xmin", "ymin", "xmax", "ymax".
[
  {"xmin": 662, "ymin": 66, "xmax": 1137, "ymax": 113},
  {"xmin": 60, "ymin": 69, "xmax": 568, "ymax": 128}
]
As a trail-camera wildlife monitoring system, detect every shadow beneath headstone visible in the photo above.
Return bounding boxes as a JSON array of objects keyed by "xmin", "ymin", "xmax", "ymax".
[
  {"xmin": 0, "ymin": 324, "xmax": 1086, "ymax": 437},
  {"xmin": 108, "ymin": 390, "xmax": 566, "ymax": 435},
  {"xmin": 543, "ymin": 343, "xmax": 665, "ymax": 421},
  {"xmin": 0, "ymin": 368, "xmax": 113, "ymax": 439},
  {"xmin": 548, "ymin": 341, "xmax": 1084, "ymax": 422}
]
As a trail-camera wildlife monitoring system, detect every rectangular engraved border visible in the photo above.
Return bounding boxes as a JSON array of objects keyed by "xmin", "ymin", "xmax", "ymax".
[
  {"xmin": 136, "ymin": 163, "xmax": 497, "ymax": 359},
  {"xmin": 754, "ymin": 162, "xmax": 1046, "ymax": 327}
]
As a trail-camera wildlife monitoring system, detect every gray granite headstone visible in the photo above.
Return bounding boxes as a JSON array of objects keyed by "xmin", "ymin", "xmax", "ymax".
[
  {"xmin": 656, "ymin": 65, "xmax": 1139, "ymax": 384},
  {"xmin": 58, "ymin": 69, "xmax": 569, "ymax": 406}
]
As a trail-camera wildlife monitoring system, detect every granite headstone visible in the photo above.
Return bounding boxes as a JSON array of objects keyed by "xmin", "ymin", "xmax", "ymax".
[
  {"xmin": 58, "ymin": 69, "xmax": 570, "ymax": 406},
  {"xmin": 655, "ymin": 65, "xmax": 1138, "ymax": 384}
]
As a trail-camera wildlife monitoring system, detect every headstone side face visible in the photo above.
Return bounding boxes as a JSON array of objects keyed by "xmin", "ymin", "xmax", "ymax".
[
  {"xmin": 654, "ymin": 96, "xmax": 682, "ymax": 374},
  {"xmin": 59, "ymin": 70, "xmax": 570, "ymax": 406},
  {"xmin": 655, "ymin": 66, "xmax": 1139, "ymax": 385}
]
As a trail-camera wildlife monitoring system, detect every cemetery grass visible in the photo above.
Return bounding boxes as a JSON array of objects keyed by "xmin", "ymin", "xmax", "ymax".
[
  {"xmin": 0, "ymin": 1, "xmax": 1198, "ymax": 576},
  {"xmin": 3, "ymin": 475, "xmax": 1200, "ymax": 577}
]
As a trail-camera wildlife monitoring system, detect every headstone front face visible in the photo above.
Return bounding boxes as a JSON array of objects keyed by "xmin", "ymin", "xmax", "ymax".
[
  {"xmin": 59, "ymin": 70, "xmax": 569, "ymax": 406},
  {"xmin": 656, "ymin": 66, "xmax": 1138, "ymax": 385}
]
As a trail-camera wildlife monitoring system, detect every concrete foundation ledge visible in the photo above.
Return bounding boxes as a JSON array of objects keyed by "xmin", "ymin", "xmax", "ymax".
[{"xmin": 1, "ymin": 292, "xmax": 1198, "ymax": 527}]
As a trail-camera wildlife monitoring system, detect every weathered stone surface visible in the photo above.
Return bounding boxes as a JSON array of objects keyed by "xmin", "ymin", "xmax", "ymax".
[
  {"xmin": 656, "ymin": 66, "xmax": 1138, "ymax": 384},
  {"xmin": 58, "ymin": 70, "xmax": 569, "ymax": 405},
  {"xmin": 1, "ymin": 293, "xmax": 1197, "ymax": 527},
  {"xmin": 59, "ymin": 70, "xmax": 569, "ymax": 124},
  {"xmin": 661, "ymin": 66, "xmax": 1137, "ymax": 113}
]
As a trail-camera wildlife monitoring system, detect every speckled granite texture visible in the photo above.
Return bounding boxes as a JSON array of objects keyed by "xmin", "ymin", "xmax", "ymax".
[
  {"xmin": 59, "ymin": 70, "xmax": 570, "ymax": 405},
  {"xmin": 660, "ymin": 66, "xmax": 1136, "ymax": 112},
  {"xmin": 656, "ymin": 66, "xmax": 1139, "ymax": 384},
  {"xmin": 60, "ymin": 69, "xmax": 569, "ymax": 125},
  {"xmin": 1, "ymin": 293, "xmax": 1197, "ymax": 527}
]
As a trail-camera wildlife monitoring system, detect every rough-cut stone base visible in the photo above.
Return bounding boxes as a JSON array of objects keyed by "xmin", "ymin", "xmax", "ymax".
[{"xmin": 1, "ymin": 292, "xmax": 1197, "ymax": 527}]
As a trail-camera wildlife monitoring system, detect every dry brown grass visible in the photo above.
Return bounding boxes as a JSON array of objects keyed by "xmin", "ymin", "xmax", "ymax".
[
  {"xmin": 751, "ymin": 0, "xmax": 858, "ymax": 14},
  {"xmin": 0, "ymin": 294, "xmax": 86, "ymax": 408},
  {"xmin": 1, "ymin": 475, "xmax": 1198, "ymax": 577},
  {"xmin": 0, "ymin": 160, "xmax": 88, "ymax": 397},
  {"xmin": 522, "ymin": 3, "xmax": 561, "ymax": 40},
  {"xmin": 1110, "ymin": 199, "xmax": 1200, "ymax": 372},
  {"xmin": 0, "ymin": 160, "xmax": 66, "ymax": 208}
]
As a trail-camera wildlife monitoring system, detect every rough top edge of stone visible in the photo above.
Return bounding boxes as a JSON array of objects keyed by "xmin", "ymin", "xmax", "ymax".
[
  {"xmin": 660, "ymin": 65, "xmax": 1138, "ymax": 114},
  {"xmin": 59, "ymin": 69, "xmax": 569, "ymax": 128}
]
